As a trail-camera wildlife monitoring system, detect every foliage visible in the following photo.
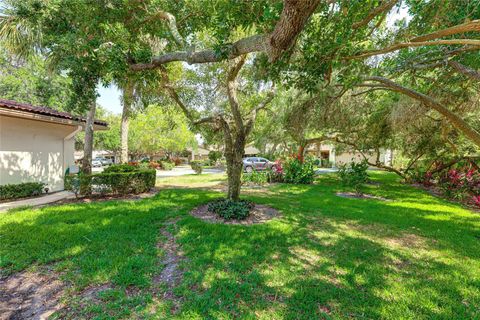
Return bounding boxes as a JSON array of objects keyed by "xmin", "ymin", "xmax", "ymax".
[
  {"xmin": 242, "ymin": 170, "xmax": 269, "ymax": 185},
  {"xmin": 338, "ymin": 160, "xmax": 370, "ymax": 195},
  {"xmin": 208, "ymin": 151, "xmax": 223, "ymax": 165},
  {"xmin": 207, "ymin": 198, "xmax": 254, "ymax": 220},
  {"xmin": 0, "ymin": 49, "xmax": 73, "ymax": 110},
  {"xmin": 65, "ymin": 169, "xmax": 155, "ymax": 196},
  {"xmin": 0, "ymin": 182, "xmax": 45, "ymax": 200},
  {"xmin": 103, "ymin": 164, "xmax": 138, "ymax": 173},
  {"xmin": 190, "ymin": 161, "xmax": 203, "ymax": 174},
  {"xmin": 436, "ymin": 164, "xmax": 480, "ymax": 204},
  {"xmin": 171, "ymin": 157, "xmax": 183, "ymax": 166},
  {"xmin": 242, "ymin": 160, "xmax": 284, "ymax": 185},
  {"xmin": 128, "ymin": 106, "xmax": 196, "ymax": 156},
  {"xmin": 283, "ymin": 155, "xmax": 316, "ymax": 184},
  {"xmin": 160, "ymin": 161, "xmax": 175, "ymax": 171}
]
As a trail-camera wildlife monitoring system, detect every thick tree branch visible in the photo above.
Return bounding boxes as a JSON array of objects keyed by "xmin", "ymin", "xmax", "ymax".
[
  {"xmin": 352, "ymin": 0, "xmax": 398, "ymax": 30},
  {"xmin": 411, "ymin": 19, "xmax": 480, "ymax": 42},
  {"xmin": 346, "ymin": 39, "xmax": 480, "ymax": 60},
  {"xmin": 131, "ymin": 0, "xmax": 321, "ymax": 70},
  {"xmin": 227, "ymin": 55, "xmax": 247, "ymax": 133},
  {"xmin": 362, "ymin": 76, "xmax": 480, "ymax": 148},
  {"xmin": 448, "ymin": 60, "xmax": 480, "ymax": 81}
]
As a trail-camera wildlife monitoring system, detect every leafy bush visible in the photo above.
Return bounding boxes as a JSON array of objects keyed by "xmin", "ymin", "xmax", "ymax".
[
  {"xmin": 66, "ymin": 169, "xmax": 155, "ymax": 196},
  {"xmin": 242, "ymin": 161, "xmax": 284, "ymax": 185},
  {"xmin": 338, "ymin": 160, "xmax": 369, "ymax": 194},
  {"xmin": 242, "ymin": 170, "xmax": 269, "ymax": 185},
  {"xmin": 160, "ymin": 161, "xmax": 175, "ymax": 170},
  {"xmin": 207, "ymin": 198, "xmax": 254, "ymax": 220},
  {"xmin": 105, "ymin": 164, "xmax": 138, "ymax": 173},
  {"xmin": 283, "ymin": 155, "xmax": 316, "ymax": 184},
  {"xmin": 0, "ymin": 182, "xmax": 45, "ymax": 200},
  {"xmin": 148, "ymin": 161, "xmax": 161, "ymax": 169},
  {"xmin": 190, "ymin": 161, "xmax": 203, "ymax": 174},
  {"xmin": 208, "ymin": 151, "xmax": 222, "ymax": 165},
  {"xmin": 171, "ymin": 157, "xmax": 182, "ymax": 166}
]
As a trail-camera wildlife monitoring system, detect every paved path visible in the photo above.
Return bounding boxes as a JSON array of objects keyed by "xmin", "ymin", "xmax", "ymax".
[
  {"xmin": 315, "ymin": 168, "xmax": 338, "ymax": 175},
  {"xmin": 0, "ymin": 191, "xmax": 75, "ymax": 212},
  {"xmin": 156, "ymin": 165, "xmax": 224, "ymax": 178}
]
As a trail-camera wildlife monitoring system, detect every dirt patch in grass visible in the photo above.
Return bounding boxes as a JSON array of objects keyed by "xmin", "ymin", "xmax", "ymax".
[
  {"xmin": 190, "ymin": 203, "xmax": 281, "ymax": 225},
  {"xmin": 336, "ymin": 192, "xmax": 390, "ymax": 201},
  {"xmin": 53, "ymin": 189, "xmax": 159, "ymax": 205},
  {"xmin": 0, "ymin": 269, "xmax": 65, "ymax": 320},
  {"xmin": 153, "ymin": 219, "xmax": 184, "ymax": 313}
]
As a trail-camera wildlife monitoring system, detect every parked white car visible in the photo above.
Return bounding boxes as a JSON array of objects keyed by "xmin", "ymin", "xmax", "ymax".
[{"xmin": 92, "ymin": 159, "xmax": 102, "ymax": 167}]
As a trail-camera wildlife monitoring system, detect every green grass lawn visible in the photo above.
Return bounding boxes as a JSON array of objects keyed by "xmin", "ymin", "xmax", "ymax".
[{"xmin": 1, "ymin": 172, "xmax": 480, "ymax": 319}]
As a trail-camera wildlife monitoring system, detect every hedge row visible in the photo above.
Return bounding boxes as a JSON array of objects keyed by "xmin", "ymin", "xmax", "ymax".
[
  {"xmin": 0, "ymin": 182, "xmax": 45, "ymax": 201},
  {"xmin": 65, "ymin": 169, "xmax": 156, "ymax": 196}
]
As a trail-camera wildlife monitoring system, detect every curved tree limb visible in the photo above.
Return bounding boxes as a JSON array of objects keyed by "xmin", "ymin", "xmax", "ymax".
[
  {"xmin": 346, "ymin": 39, "xmax": 480, "ymax": 60},
  {"xmin": 448, "ymin": 60, "xmax": 480, "ymax": 81},
  {"xmin": 362, "ymin": 76, "xmax": 480, "ymax": 148},
  {"xmin": 411, "ymin": 19, "xmax": 480, "ymax": 42}
]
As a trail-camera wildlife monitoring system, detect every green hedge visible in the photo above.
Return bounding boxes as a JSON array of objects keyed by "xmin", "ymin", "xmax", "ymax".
[
  {"xmin": 0, "ymin": 182, "xmax": 45, "ymax": 201},
  {"xmin": 66, "ymin": 169, "xmax": 156, "ymax": 196}
]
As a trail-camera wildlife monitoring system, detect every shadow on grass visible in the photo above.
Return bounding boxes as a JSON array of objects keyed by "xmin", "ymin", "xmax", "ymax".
[{"xmin": 1, "ymin": 172, "xmax": 479, "ymax": 319}]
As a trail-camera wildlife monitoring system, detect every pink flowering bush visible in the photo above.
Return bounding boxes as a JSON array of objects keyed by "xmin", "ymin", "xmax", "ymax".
[{"xmin": 435, "ymin": 163, "xmax": 480, "ymax": 205}]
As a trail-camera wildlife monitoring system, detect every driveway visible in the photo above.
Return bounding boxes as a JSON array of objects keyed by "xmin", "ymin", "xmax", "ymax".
[{"xmin": 156, "ymin": 165, "xmax": 224, "ymax": 178}]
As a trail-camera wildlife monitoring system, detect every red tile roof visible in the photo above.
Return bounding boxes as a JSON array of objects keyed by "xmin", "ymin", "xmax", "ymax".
[{"xmin": 0, "ymin": 98, "xmax": 108, "ymax": 126}]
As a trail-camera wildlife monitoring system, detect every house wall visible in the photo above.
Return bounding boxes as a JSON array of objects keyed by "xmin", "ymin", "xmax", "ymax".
[
  {"xmin": 335, "ymin": 151, "xmax": 385, "ymax": 167},
  {"xmin": 0, "ymin": 115, "xmax": 78, "ymax": 191}
]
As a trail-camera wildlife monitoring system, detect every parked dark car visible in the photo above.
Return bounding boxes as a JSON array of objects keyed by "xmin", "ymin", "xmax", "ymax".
[{"xmin": 242, "ymin": 157, "xmax": 273, "ymax": 173}]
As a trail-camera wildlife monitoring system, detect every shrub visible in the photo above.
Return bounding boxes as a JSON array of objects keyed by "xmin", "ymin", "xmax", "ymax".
[
  {"xmin": 171, "ymin": 157, "xmax": 182, "ymax": 166},
  {"xmin": 283, "ymin": 155, "xmax": 316, "ymax": 184},
  {"xmin": 338, "ymin": 160, "xmax": 369, "ymax": 194},
  {"xmin": 208, "ymin": 151, "xmax": 222, "ymax": 165},
  {"xmin": 66, "ymin": 169, "xmax": 156, "ymax": 196},
  {"xmin": 148, "ymin": 161, "xmax": 161, "ymax": 169},
  {"xmin": 242, "ymin": 170, "xmax": 269, "ymax": 185},
  {"xmin": 160, "ymin": 161, "xmax": 175, "ymax": 170},
  {"xmin": 0, "ymin": 182, "xmax": 45, "ymax": 200},
  {"xmin": 105, "ymin": 164, "xmax": 138, "ymax": 173},
  {"xmin": 190, "ymin": 161, "xmax": 203, "ymax": 174},
  {"xmin": 207, "ymin": 198, "xmax": 254, "ymax": 220}
]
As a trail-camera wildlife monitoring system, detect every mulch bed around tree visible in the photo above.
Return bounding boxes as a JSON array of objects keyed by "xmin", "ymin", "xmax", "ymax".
[
  {"xmin": 336, "ymin": 192, "xmax": 390, "ymax": 201},
  {"xmin": 190, "ymin": 203, "xmax": 281, "ymax": 225}
]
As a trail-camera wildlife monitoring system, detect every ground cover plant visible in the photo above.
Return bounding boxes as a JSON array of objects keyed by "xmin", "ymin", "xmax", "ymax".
[{"xmin": 2, "ymin": 172, "xmax": 480, "ymax": 319}]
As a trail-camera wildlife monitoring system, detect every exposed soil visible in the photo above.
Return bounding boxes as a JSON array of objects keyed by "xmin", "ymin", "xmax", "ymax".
[
  {"xmin": 153, "ymin": 219, "xmax": 184, "ymax": 313},
  {"xmin": 190, "ymin": 203, "xmax": 281, "ymax": 225},
  {"xmin": 0, "ymin": 270, "xmax": 65, "ymax": 320},
  {"xmin": 336, "ymin": 192, "xmax": 390, "ymax": 201},
  {"xmin": 52, "ymin": 189, "xmax": 159, "ymax": 206}
]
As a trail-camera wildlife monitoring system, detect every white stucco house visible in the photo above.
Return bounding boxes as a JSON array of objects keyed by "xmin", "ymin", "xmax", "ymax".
[
  {"xmin": 0, "ymin": 99, "xmax": 107, "ymax": 191},
  {"xmin": 306, "ymin": 143, "xmax": 393, "ymax": 168}
]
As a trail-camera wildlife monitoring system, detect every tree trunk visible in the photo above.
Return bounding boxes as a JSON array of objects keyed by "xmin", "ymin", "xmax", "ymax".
[
  {"xmin": 81, "ymin": 100, "xmax": 96, "ymax": 195},
  {"xmin": 82, "ymin": 101, "xmax": 96, "ymax": 175},
  {"xmin": 298, "ymin": 144, "xmax": 306, "ymax": 162},
  {"xmin": 223, "ymin": 130, "xmax": 246, "ymax": 201},
  {"xmin": 120, "ymin": 83, "xmax": 133, "ymax": 163}
]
